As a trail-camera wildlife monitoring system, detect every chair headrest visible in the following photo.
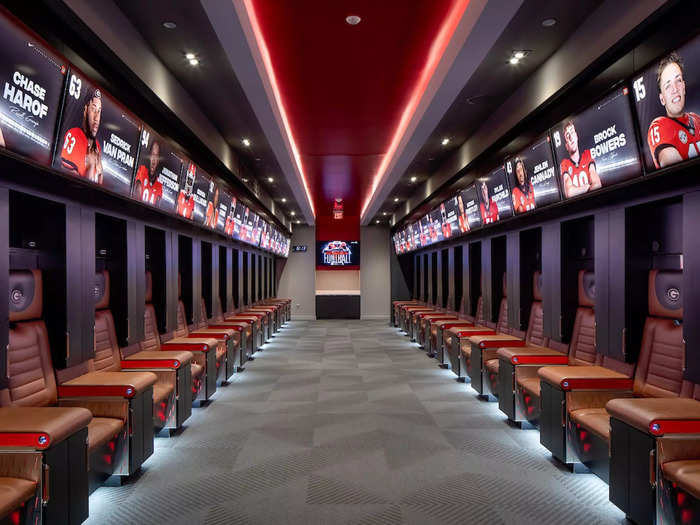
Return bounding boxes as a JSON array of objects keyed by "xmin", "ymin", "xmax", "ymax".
[
  {"xmin": 532, "ymin": 271, "xmax": 542, "ymax": 301},
  {"xmin": 145, "ymin": 271, "xmax": 153, "ymax": 304},
  {"xmin": 578, "ymin": 270, "xmax": 595, "ymax": 308},
  {"xmin": 649, "ymin": 269, "xmax": 682, "ymax": 319},
  {"xmin": 9, "ymin": 269, "xmax": 42, "ymax": 322},
  {"xmin": 94, "ymin": 271, "xmax": 110, "ymax": 310},
  {"xmin": 502, "ymin": 273, "xmax": 507, "ymax": 298}
]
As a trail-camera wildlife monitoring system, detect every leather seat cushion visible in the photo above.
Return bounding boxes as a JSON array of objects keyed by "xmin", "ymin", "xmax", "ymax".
[
  {"xmin": 518, "ymin": 377, "xmax": 541, "ymax": 397},
  {"xmin": 663, "ymin": 460, "xmax": 700, "ymax": 501},
  {"xmin": 485, "ymin": 359, "xmax": 499, "ymax": 375},
  {"xmin": 0, "ymin": 477, "xmax": 36, "ymax": 517},
  {"xmin": 153, "ymin": 383, "xmax": 173, "ymax": 405},
  {"xmin": 570, "ymin": 408, "xmax": 610, "ymax": 441},
  {"xmin": 191, "ymin": 363, "xmax": 204, "ymax": 379},
  {"xmin": 88, "ymin": 417, "xmax": 124, "ymax": 451},
  {"xmin": 0, "ymin": 407, "xmax": 92, "ymax": 445},
  {"xmin": 62, "ymin": 371, "xmax": 156, "ymax": 395}
]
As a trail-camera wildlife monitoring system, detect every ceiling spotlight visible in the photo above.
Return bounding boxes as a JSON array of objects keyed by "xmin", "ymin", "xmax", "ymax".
[
  {"xmin": 281, "ymin": 198, "xmax": 287, "ymax": 203},
  {"xmin": 290, "ymin": 211, "xmax": 295, "ymax": 216},
  {"xmin": 267, "ymin": 177, "xmax": 274, "ymax": 183},
  {"xmin": 242, "ymin": 138, "xmax": 251, "ymax": 147},
  {"xmin": 242, "ymin": 178, "xmax": 248, "ymax": 183},
  {"xmin": 542, "ymin": 18, "xmax": 557, "ymax": 27},
  {"xmin": 345, "ymin": 15, "xmax": 361, "ymax": 25},
  {"xmin": 394, "ymin": 197, "xmax": 399, "ymax": 202},
  {"xmin": 410, "ymin": 176, "xmax": 417, "ymax": 182},
  {"xmin": 188, "ymin": 58, "xmax": 199, "ymax": 66},
  {"xmin": 441, "ymin": 137, "xmax": 450, "ymax": 146},
  {"xmin": 185, "ymin": 52, "xmax": 196, "ymax": 60},
  {"xmin": 382, "ymin": 212, "xmax": 387, "ymax": 216},
  {"xmin": 375, "ymin": 220, "xmax": 380, "ymax": 224},
  {"xmin": 162, "ymin": 21, "xmax": 177, "ymax": 30},
  {"xmin": 509, "ymin": 57, "xmax": 519, "ymax": 65},
  {"xmin": 513, "ymin": 51, "xmax": 526, "ymax": 59},
  {"xmin": 296, "ymin": 220, "xmax": 301, "ymax": 224}
]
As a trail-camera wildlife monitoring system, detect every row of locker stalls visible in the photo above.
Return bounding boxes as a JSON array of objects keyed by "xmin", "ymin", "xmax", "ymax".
[
  {"xmin": 0, "ymin": 179, "xmax": 283, "ymax": 387},
  {"xmin": 394, "ymin": 182, "xmax": 700, "ymax": 386}
]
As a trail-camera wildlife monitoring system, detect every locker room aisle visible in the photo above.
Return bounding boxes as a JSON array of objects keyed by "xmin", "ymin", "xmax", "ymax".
[{"xmin": 85, "ymin": 320, "xmax": 625, "ymax": 524}]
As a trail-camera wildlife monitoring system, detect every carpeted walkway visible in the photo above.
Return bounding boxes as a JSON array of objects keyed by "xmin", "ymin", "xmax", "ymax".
[{"xmin": 86, "ymin": 320, "xmax": 626, "ymax": 524}]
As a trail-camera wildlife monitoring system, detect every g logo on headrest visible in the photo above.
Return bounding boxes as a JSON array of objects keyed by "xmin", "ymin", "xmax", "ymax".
[
  {"xmin": 10, "ymin": 289, "xmax": 23, "ymax": 304},
  {"xmin": 666, "ymin": 287, "xmax": 680, "ymax": 303}
]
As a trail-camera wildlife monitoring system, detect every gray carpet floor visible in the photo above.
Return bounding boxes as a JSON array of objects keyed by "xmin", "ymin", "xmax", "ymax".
[{"xmin": 85, "ymin": 319, "xmax": 627, "ymax": 524}]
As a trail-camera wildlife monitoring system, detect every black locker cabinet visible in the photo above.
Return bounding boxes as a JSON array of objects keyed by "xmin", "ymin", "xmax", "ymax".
[
  {"xmin": 422, "ymin": 253, "xmax": 428, "ymax": 302},
  {"xmin": 542, "ymin": 222, "xmax": 562, "ymax": 341},
  {"xmin": 684, "ymin": 191, "xmax": 700, "ymax": 382},
  {"xmin": 414, "ymin": 254, "xmax": 420, "ymax": 300},
  {"xmin": 462, "ymin": 243, "xmax": 470, "ymax": 314},
  {"xmin": 481, "ymin": 238, "xmax": 492, "ymax": 322},
  {"xmin": 234, "ymin": 249, "xmax": 242, "ymax": 310},
  {"xmin": 447, "ymin": 247, "xmax": 455, "ymax": 311},
  {"xmin": 126, "ymin": 221, "xmax": 145, "ymax": 345},
  {"xmin": 164, "ymin": 231, "xmax": 178, "ymax": 333},
  {"xmin": 594, "ymin": 209, "xmax": 627, "ymax": 361},
  {"xmin": 506, "ymin": 232, "xmax": 520, "ymax": 330},
  {"xmin": 436, "ymin": 250, "xmax": 443, "ymax": 307}
]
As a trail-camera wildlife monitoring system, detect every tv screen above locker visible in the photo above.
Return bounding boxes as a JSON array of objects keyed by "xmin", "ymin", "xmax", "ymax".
[
  {"xmin": 505, "ymin": 134, "xmax": 560, "ymax": 214},
  {"xmin": 53, "ymin": 67, "xmax": 141, "ymax": 196},
  {"xmin": 476, "ymin": 165, "xmax": 513, "ymax": 225},
  {"xmin": 458, "ymin": 184, "xmax": 482, "ymax": 233}
]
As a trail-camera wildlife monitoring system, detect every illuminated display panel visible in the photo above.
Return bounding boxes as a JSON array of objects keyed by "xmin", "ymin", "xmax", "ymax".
[
  {"xmin": 505, "ymin": 135, "xmax": 560, "ymax": 214},
  {"xmin": 317, "ymin": 240, "xmax": 360, "ymax": 268},
  {"xmin": 475, "ymin": 165, "xmax": 513, "ymax": 225}
]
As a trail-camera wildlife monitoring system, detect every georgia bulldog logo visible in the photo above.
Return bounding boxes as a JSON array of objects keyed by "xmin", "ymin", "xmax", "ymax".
[
  {"xmin": 322, "ymin": 241, "xmax": 352, "ymax": 266},
  {"xmin": 10, "ymin": 289, "xmax": 22, "ymax": 304},
  {"xmin": 679, "ymin": 130, "xmax": 688, "ymax": 144},
  {"xmin": 666, "ymin": 287, "xmax": 680, "ymax": 303}
]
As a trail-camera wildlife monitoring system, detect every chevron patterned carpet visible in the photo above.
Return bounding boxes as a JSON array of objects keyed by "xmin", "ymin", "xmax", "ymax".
[{"xmin": 85, "ymin": 320, "xmax": 626, "ymax": 524}]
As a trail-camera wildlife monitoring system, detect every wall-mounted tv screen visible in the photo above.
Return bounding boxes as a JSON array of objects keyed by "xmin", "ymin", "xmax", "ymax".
[
  {"xmin": 0, "ymin": 12, "xmax": 66, "ymax": 166},
  {"xmin": 506, "ymin": 135, "xmax": 560, "ymax": 214},
  {"xmin": 428, "ymin": 208, "xmax": 445, "ymax": 244},
  {"xmin": 457, "ymin": 184, "xmax": 482, "ymax": 232},
  {"xmin": 476, "ymin": 165, "xmax": 513, "ymax": 225},
  {"xmin": 216, "ymin": 189, "xmax": 235, "ymax": 234},
  {"xmin": 132, "ymin": 126, "xmax": 183, "ymax": 214},
  {"xmin": 411, "ymin": 222, "xmax": 421, "ymax": 249},
  {"xmin": 317, "ymin": 240, "xmax": 360, "ymax": 268},
  {"xmin": 419, "ymin": 214, "xmax": 432, "ymax": 246},
  {"xmin": 632, "ymin": 36, "xmax": 700, "ymax": 173},
  {"xmin": 551, "ymin": 86, "xmax": 640, "ymax": 198},
  {"xmin": 53, "ymin": 68, "xmax": 140, "ymax": 196},
  {"xmin": 440, "ymin": 196, "xmax": 460, "ymax": 239}
]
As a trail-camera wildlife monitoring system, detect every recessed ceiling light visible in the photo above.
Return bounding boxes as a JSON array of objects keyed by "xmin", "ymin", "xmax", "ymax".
[
  {"xmin": 242, "ymin": 138, "xmax": 251, "ymax": 147},
  {"xmin": 163, "ymin": 21, "xmax": 177, "ymax": 30},
  {"xmin": 394, "ymin": 197, "xmax": 399, "ymax": 202},
  {"xmin": 188, "ymin": 58, "xmax": 199, "ymax": 66},
  {"xmin": 410, "ymin": 176, "xmax": 417, "ymax": 182},
  {"xmin": 345, "ymin": 15, "xmax": 361, "ymax": 25},
  {"xmin": 242, "ymin": 178, "xmax": 248, "ymax": 183},
  {"xmin": 290, "ymin": 211, "xmax": 295, "ymax": 216},
  {"xmin": 509, "ymin": 57, "xmax": 519, "ymax": 65},
  {"xmin": 296, "ymin": 220, "xmax": 301, "ymax": 224},
  {"xmin": 267, "ymin": 177, "xmax": 274, "ymax": 183},
  {"xmin": 382, "ymin": 212, "xmax": 387, "ymax": 216},
  {"xmin": 281, "ymin": 198, "xmax": 287, "ymax": 203},
  {"xmin": 375, "ymin": 220, "xmax": 380, "ymax": 224},
  {"xmin": 513, "ymin": 51, "xmax": 526, "ymax": 59},
  {"xmin": 441, "ymin": 138, "xmax": 450, "ymax": 146},
  {"xmin": 185, "ymin": 52, "xmax": 196, "ymax": 60},
  {"xmin": 542, "ymin": 18, "xmax": 557, "ymax": 27}
]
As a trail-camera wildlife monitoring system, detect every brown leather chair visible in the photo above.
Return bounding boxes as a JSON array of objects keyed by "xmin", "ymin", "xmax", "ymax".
[
  {"xmin": 206, "ymin": 297, "xmax": 254, "ymax": 367},
  {"xmin": 497, "ymin": 270, "xmax": 594, "ymax": 424},
  {"xmin": 432, "ymin": 295, "xmax": 477, "ymax": 365},
  {"xmin": 539, "ymin": 270, "xmax": 685, "ymax": 481},
  {"xmin": 443, "ymin": 296, "xmax": 493, "ymax": 377},
  {"xmin": 0, "ymin": 448, "xmax": 43, "ymax": 524},
  {"xmin": 656, "ymin": 434, "xmax": 700, "ymax": 525},
  {"xmin": 89, "ymin": 271, "xmax": 193, "ymax": 432}
]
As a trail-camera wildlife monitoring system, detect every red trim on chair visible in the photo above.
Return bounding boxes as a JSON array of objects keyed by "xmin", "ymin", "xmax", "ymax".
[
  {"xmin": 479, "ymin": 340, "xmax": 526, "ymax": 349},
  {"xmin": 161, "ymin": 342, "xmax": 211, "ymax": 352},
  {"xmin": 559, "ymin": 378, "xmax": 634, "ymax": 391},
  {"xmin": 121, "ymin": 359, "xmax": 181, "ymax": 369},
  {"xmin": 58, "ymin": 385, "xmax": 137, "ymax": 399},
  {"xmin": 442, "ymin": 322, "xmax": 474, "ymax": 329},
  {"xmin": 455, "ymin": 329, "xmax": 496, "ymax": 337},
  {"xmin": 188, "ymin": 332, "xmax": 229, "ymax": 341},
  {"xmin": 208, "ymin": 323, "xmax": 244, "ymax": 331},
  {"xmin": 649, "ymin": 419, "xmax": 700, "ymax": 436},
  {"xmin": 510, "ymin": 354, "xmax": 569, "ymax": 365},
  {"xmin": 0, "ymin": 432, "xmax": 50, "ymax": 449}
]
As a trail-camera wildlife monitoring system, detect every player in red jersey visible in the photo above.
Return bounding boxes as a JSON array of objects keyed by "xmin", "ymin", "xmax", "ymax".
[
  {"xmin": 559, "ymin": 120, "xmax": 602, "ymax": 198},
  {"xmin": 60, "ymin": 87, "xmax": 103, "ymax": 183},
  {"xmin": 225, "ymin": 197, "xmax": 237, "ymax": 236},
  {"xmin": 132, "ymin": 139, "xmax": 162, "ymax": 206},
  {"xmin": 440, "ymin": 203, "xmax": 452, "ymax": 238},
  {"xmin": 479, "ymin": 181, "xmax": 499, "ymax": 224},
  {"xmin": 457, "ymin": 194, "xmax": 470, "ymax": 233},
  {"xmin": 511, "ymin": 158, "xmax": 536, "ymax": 213},
  {"xmin": 0, "ymin": 127, "xmax": 5, "ymax": 148},
  {"xmin": 205, "ymin": 185, "xmax": 219, "ymax": 228},
  {"xmin": 177, "ymin": 162, "xmax": 196, "ymax": 219},
  {"xmin": 648, "ymin": 52, "xmax": 700, "ymax": 169}
]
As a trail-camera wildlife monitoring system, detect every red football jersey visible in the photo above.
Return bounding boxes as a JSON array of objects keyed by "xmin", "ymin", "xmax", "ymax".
[
  {"xmin": 60, "ymin": 127, "xmax": 100, "ymax": 179},
  {"xmin": 442, "ymin": 222, "xmax": 452, "ymax": 239},
  {"xmin": 133, "ymin": 165, "xmax": 163, "ymax": 206},
  {"xmin": 512, "ymin": 183, "xmax": 536, "ymax": 213},
  {"xmin": 560, "ymin": 149, "xmax": 596, "ymax": 193},
  {"xmin": 648, "ymin": 113, "xmax": 700, "ymax": 168},
  {"xmin": 458, "ymin": 214, "xmax": 470, "ymax": 233},
  {"xmin": 205, "ymin": 202, "xmax": 217, "ymax": 227},
  {"xmin": 225, "ymin": 217, "xmax": 235, "ymax": 236},
  {"xmin": 480, "ymin": 200, "xmax": 499, "ymax": 224},
  {"xmin": 177, "ymin": 191, "xmax": 195, "ymax": 219}
]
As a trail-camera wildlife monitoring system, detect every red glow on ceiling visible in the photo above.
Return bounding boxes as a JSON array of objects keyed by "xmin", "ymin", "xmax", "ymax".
[{"xmin": 244, "ymin": 0, "xmax": 469, "ymax": 220}]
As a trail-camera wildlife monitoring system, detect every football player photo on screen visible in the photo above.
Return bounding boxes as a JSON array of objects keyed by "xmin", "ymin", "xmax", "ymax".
[
  {"xmin": 177, "ymin": 162, "xmax": 196, "ymax": 219},
  {"xmin": 133, "ymin": 138, "xmax": 162, "ymax": 207},
  {"xmin": 510, "ymin": 158, "xmax": 536, "ymax": 213},
  {"xmin": 205, "ymin": 184, "xmax": 219, "ymax": 229},
  {"xmin": 60, "ymin": 87, "xmax": 103, "ymax": 183},
  {"xmin": 558, "ymin": 120, "xmax": 602, "ymax": 198},
  {"xmin": 478, "ymin": 180, "xmax": 498, "ymax": 224}
]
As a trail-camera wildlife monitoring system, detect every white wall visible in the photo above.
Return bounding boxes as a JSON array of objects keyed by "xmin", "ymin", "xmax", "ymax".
[
  {"xmin": 278, "ymin": 226, "xmax": 316, "ymax": 320},
  {"xmin": 360, "ymin": 226, "xmax": 391, "ymax": 320}
]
